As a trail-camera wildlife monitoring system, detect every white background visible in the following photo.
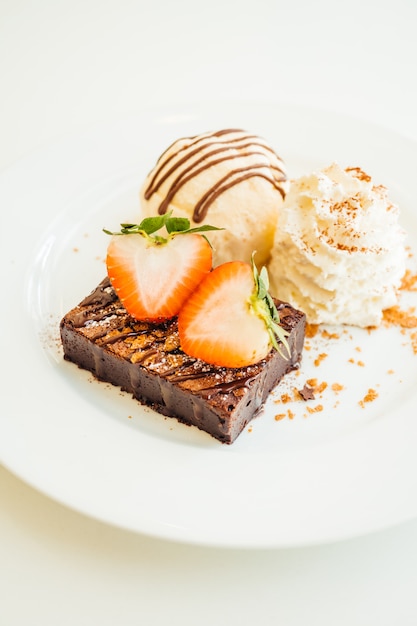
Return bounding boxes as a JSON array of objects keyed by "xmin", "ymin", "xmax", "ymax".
[{"xmin": 1, "ymin": 1, "xmax": 417, "ymax": 624}]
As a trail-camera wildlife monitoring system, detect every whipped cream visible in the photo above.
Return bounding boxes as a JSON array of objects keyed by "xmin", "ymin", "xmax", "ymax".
[
  {"xmin": 139, "ymin": 129, "xmax": 289, "ymax": 266},
  {"xmin": 268, "ymin": 163, "xmax": 406, "ymax": 327}
]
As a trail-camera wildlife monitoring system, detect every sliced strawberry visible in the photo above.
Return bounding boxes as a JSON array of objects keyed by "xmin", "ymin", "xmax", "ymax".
[
  {"xmin": 105, "ymin": 214, "xmax": 218, "ymax": 321},
  {"xmin": 178, "ymin": 259, "xmax": 290, "ymax": 368}
]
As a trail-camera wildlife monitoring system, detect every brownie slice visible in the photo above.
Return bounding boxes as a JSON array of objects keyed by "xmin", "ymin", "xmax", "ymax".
[{"xmin": 60, "ymin": 278, "xmax": 306, "ymax": 444}]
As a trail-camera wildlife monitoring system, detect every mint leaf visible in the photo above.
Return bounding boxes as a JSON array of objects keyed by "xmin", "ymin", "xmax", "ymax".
[
  {"xmin": 103, "ymin": 210, "xmax": 223, "ymax": 246},
  {"xmin": 136, "ymin": 215, "xmax": 168, "ymax": 235},
  {"xmin": 165, "ymin": 216, "xmax": 191, "ymax": 234},
  {"xmin": 250, "ymin": 253, "xmax": 291, "ymax": 360},
  {"xmin": 182, "ymin": 225, "xmax": 223, "ymax": 234},
  {"xmin": 260, "ymin": 266, "xmax": 269, "ymax": 292}
]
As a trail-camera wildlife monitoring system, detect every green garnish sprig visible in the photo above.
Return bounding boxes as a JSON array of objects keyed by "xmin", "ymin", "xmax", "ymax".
[
  {"xmin": 103, "ymin": 211, "xmax": 223, "ymax": 246},
  {"xmin": 250, "ymin": 253, "xmax": 291, "ymax": 360}
]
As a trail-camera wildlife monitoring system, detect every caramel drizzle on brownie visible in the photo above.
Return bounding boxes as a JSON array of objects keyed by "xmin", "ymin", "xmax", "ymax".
[{"xmin": 144, "ymin": 129, "xmax": 288, "ymax": 222}]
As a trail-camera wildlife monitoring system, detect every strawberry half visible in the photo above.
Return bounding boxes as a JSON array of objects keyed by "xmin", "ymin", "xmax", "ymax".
[
  {"xmin": 105, "ymin": 213, "xmax": 220, "ymax": 321},
  {"xmin": 178, "ymin": 256, "xmax": 290, "ymax": 368}
]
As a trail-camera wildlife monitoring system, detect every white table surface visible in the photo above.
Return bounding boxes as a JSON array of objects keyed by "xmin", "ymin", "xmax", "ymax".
[{"xmin": 1, "ymin": 1, "xmax": 417, "ymax": 624}]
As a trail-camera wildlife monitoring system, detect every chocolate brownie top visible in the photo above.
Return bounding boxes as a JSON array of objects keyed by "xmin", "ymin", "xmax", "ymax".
[{"xmin": 61, "ymin": 277, "xmax": 305, "ymax": 409}]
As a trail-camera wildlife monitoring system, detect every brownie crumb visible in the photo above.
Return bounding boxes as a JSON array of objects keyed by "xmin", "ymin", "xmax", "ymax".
[
  {"xmin": 306, "ymin": 404, "xmax": 324, "ymax": 414},
  {"xmin": 314, "ymin": 353, "xmax": 328, "ymax": 366},
  {"xmin": 383, "ymin": 306, "xmax": 417, "ymax": 329},
  {"xmin": 359, "ymin": 388, "xmax": 379, "ymax": 408},
  {"xmin": 298, "ymin": 384, "xmax": 315, "ymax": 401},
  {"xmin": 321, "ymin": 329, "xmax": 340, "ymax": 340},
  {"xmin": 348, "ymin": 357, "xmax": 366, "ymax": 367},
  {"xmin": 400, "ymin": 269, "xmax": 417, "ymax": 291},
  {"xmin": 315, "ymin": 381, "xmax": 328, "ymax": 394},
  {"xmin": 278, "ymin": 392, "xmax": 293, "ymax": 404},
  {"xmin": 274, "ymin": 413, "xmax": 286, "ymax": 421},
  {"xmin": 305, "ymin": 324, "xmax": 320, "ymax": 338}
]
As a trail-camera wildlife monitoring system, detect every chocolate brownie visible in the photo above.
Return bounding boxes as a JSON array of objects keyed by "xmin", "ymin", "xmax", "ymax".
[{"xmin": 60, "ymin": 277, "xmax": 306, "ymax": 443}]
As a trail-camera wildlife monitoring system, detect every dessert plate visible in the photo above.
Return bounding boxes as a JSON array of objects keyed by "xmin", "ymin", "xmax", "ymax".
[{"xmin": 1, "ymin": 102, "xmax": 417, "ymax": 548}]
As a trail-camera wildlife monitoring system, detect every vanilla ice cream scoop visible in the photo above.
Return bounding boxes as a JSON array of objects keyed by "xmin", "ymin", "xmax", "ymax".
[
  {"xmin": 140, "ymin": 129, "xmax": 289, "ymax": 266},
  {"xmin": 268, "ymin": 163, "xmax": 406, "ymax": 327}
]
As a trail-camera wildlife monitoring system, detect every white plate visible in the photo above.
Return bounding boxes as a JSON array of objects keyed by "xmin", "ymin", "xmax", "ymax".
[{"xmin": 1, "ymin": 102, "xmax": 417, "ymax": 549}]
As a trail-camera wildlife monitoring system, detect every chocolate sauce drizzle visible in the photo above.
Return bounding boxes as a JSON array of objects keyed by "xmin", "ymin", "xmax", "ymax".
[
  {"xmin": 79, "ymin": 277, "xmax": 115, "ymax": 307},
  {"xmin": 197, "ymin": 373, "xmax": 257, "ymax": 399},
  {"xmin": 144, "ymin": 129, "xmax": 288, "ymax": 223}
]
